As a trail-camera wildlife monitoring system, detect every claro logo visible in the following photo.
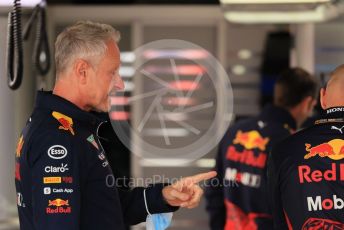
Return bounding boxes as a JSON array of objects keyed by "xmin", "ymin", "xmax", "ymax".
[{"xmin": 47, "ymin": 145, "xmax": 67, "ymax": 159}]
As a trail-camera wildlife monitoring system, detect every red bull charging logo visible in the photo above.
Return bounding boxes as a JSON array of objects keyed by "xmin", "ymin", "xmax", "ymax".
[
  {"xmin": 52, "ymin": 111, "xmax": 75, "ymax": 136},
  {"xmin": 48, "ymin": 198, "xmax": 69, "ymax": 207},
  {"xmin": 304, "ymin": 139, "xmax": 344, "ymax": 160},
  {"xmin": 233, "ymin": 130, "xmax": 269, "ymax": 151}
]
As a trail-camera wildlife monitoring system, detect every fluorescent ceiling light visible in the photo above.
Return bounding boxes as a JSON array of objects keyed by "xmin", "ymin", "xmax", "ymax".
[
  {"xmin": 140, "ymin": 158, "xmax": 215, "ymax": 168},
  {"xmin": 143, "ymin": 128, "xmax": 189, "ymax": 137},
  {"xmin": 140, "ymin": 158, "xmax": 190, "ymax": 167},
  {"xmin": 220, "ymin": 0, "xmax": 344, "ymax": 23},
  {"xmin": 0, "ymin": 0, "xmax": 41, "ymax": 7},
  {"xmin": 238, "ymin": 49, "xmax": 252, "ymax": 60},
  {"xmin": 225, "ymin": 8, "xmax": 331, "ymax": 23},
  {"xmin": 223, "ymin": 1, "xmax": 344, "ymax": 23},
  {"xmin": 119, "ymin": 66, "xmax": 135, "ymax": 78},
  {"xmin": 120, "ymin": 52, "xmax": 136, "ymax": 63},
  {"xmin": 220, "ymin": 0, "xmax": 330, "ymax": 4},
  {"xmin": 232, "ymin": 65, "xmax": 246, "ymax": 75},
  {"xmin": 195, "ymin": 159, "xmax": 216, "ymax": 168}
]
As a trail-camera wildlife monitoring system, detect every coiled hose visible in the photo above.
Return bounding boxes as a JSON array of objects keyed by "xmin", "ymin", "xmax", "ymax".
[
  {"xmin": 23, "ymin": 3, "xmax": 50, "ymax": 76},
  {"xmin": 6, "ymin": 0, "xmax": 50, "ymax": 90},
  {"xmin": 6, "ymin": 0, "xmax": 23, "ymax": 90}
]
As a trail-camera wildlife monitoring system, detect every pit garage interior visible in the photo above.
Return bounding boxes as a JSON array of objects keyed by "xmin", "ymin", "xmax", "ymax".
[{"xmin": 0, "ymin": 0, "xmax": 343, "ymax": 229}]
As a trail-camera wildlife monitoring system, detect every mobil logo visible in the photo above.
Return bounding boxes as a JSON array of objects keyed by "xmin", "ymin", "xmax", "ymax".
[{"xmin": 307, "ymin": 195, "xmax": 344, "ymax": 211}]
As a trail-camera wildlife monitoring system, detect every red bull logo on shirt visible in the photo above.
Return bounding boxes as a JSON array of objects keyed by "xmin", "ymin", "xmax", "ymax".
[
  {"xmin": 52, "ymin": 111, "xmax": 75, "ymax": 136},
  {"xmin": 226, "ymin": 146, "xmax": 267, "ymax": 169},
  {"xmin": 304, "ymin": 139, "xmax": 344, "ymax": 160},
  {"xmin": 298, "ymin": 163, "xmax": 344, "ymax": 183},
  {"xmin": 233, "ymin": 130, "xmax": 269, "ymax": 151},
  {"xmin": 46, "ymin": 198, "xmax": 71, "ymax": 214}
]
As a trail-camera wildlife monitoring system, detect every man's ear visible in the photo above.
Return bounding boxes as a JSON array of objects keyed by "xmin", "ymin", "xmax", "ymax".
[
  {"xmin": 320, "ymin": 88, "xmax": 327, "ymax": 109},
  {"xmin": 74, "ymin": 59, "xmax": 90, "ymax": 85},
  {"xmin": 301, "ymin": 96, "xmax": 313, "ymax": 113}
]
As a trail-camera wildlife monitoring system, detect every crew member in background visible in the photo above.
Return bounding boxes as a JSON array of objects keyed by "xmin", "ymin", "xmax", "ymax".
[
  {"xmin": 268, "ymin": 65, "xmax": 344, "ymax": 229},
  {"xmin": 14, "ymin": 21, "xmax": 216, "ymax": 230},
  {"xmin": 205, "ymin": 68, "xmax": 318, "ymax": 230}
]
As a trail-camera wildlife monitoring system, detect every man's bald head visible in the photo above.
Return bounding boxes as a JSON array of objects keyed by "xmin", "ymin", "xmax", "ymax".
[{"xmin": 320, "ymin": 64, "xmax": 344, "ymax": 109}]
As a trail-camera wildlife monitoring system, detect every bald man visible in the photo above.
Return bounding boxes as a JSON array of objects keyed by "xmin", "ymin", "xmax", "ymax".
[{"xmin": 268, "ymin": 65, "xmax": 344, "ymax": 229}]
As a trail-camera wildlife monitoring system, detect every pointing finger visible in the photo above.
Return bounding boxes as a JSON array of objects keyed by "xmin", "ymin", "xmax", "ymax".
[{"xmin": 187, "ymin": 171, "xmax": 217, "ymax": 184}]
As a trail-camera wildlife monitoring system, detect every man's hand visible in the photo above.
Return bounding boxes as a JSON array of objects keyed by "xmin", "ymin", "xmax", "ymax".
[{"xmin": 162, "ymin": 171, "xmax": 217, "ymax": 209}]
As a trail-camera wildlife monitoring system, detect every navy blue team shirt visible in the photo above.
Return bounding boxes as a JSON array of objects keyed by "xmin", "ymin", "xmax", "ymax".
[
  {"xmin": 206, "ymin": 105, "xmax": 296, "ymax": 230},
  {"xmin": 268, "ymin": 107, "xmax": 344, "ymax": 230},
  {"xmin": 15, "ymin": 91, "xmax": 177, "ymax": 230}
]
